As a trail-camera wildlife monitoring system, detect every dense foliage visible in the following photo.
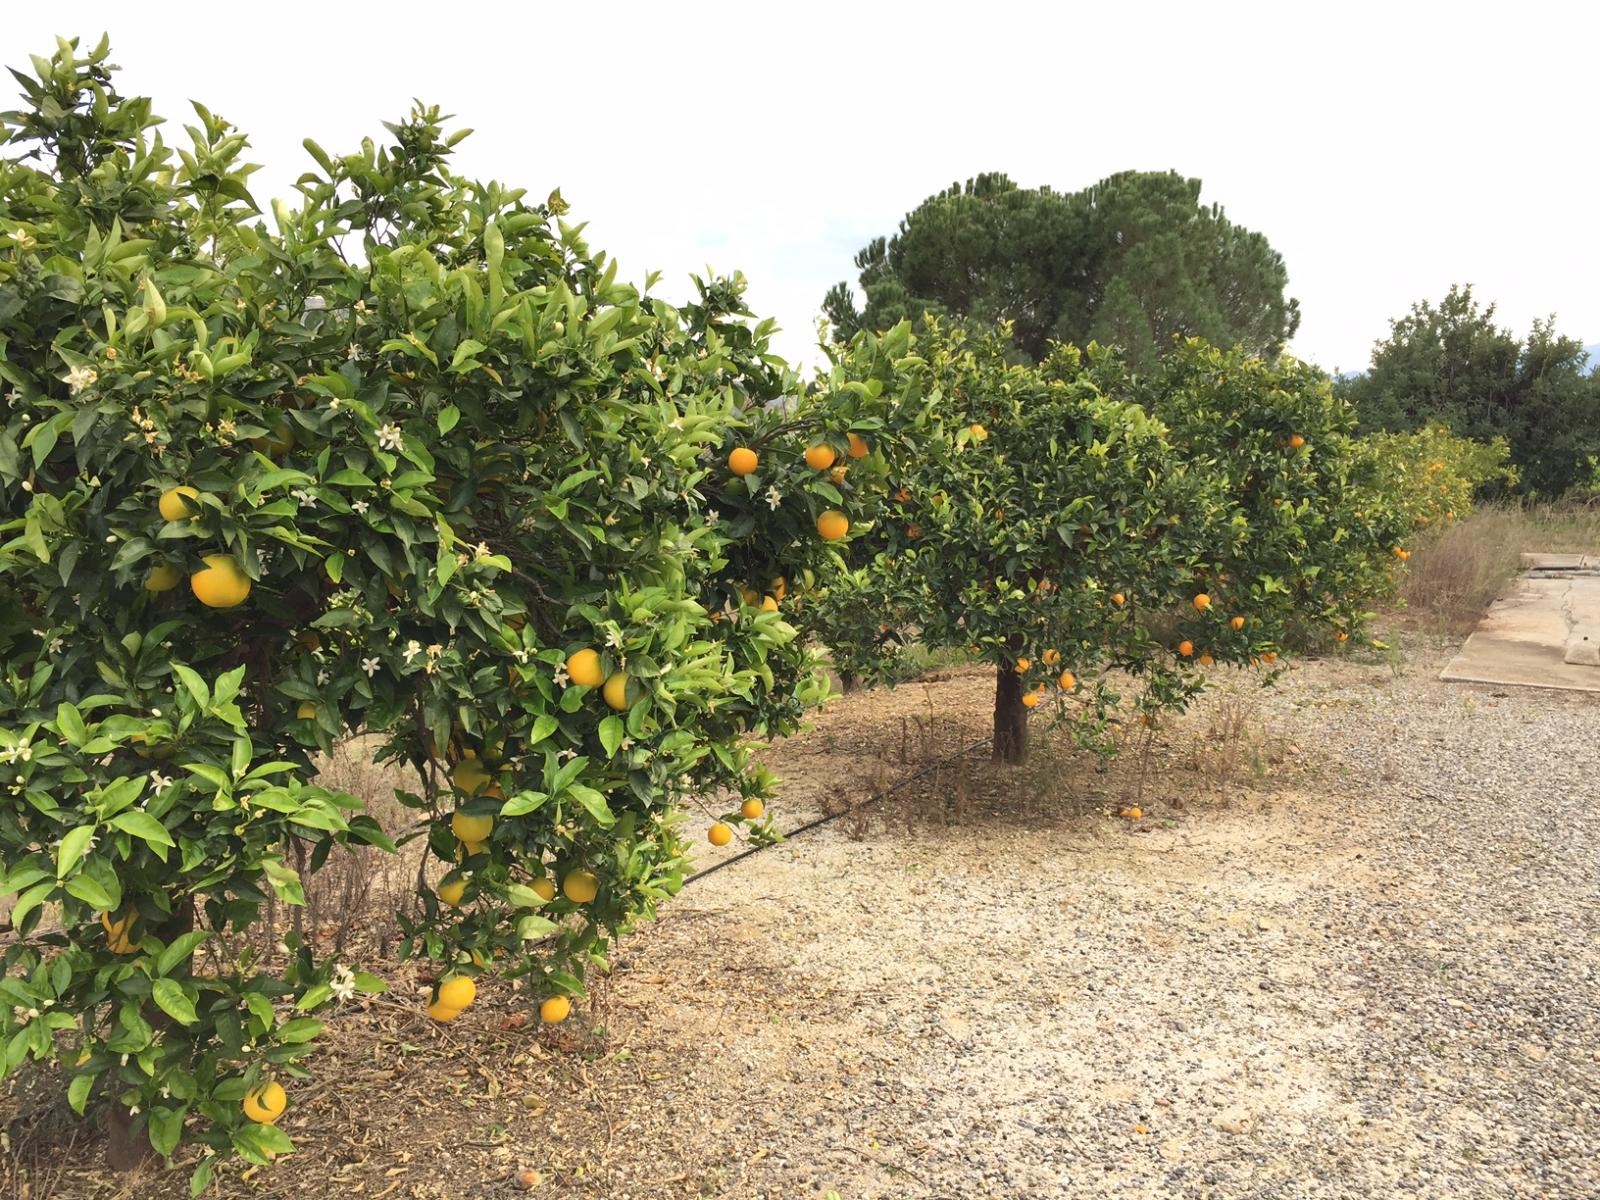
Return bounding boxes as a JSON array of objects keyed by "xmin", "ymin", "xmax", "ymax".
[
  {"xmin": 1338, "ymin": 284, "xmax": 1599, "ymax": 497},
  {"xmin": 822, "ymin": 170, "xmax": 1300, "ymax": 368},
  {"xmin": 0, "ymin": 38, "xmax": 926, "ymax": 1180}
]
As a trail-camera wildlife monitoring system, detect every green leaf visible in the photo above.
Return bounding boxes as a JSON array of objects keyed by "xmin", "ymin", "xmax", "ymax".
[
  {"xmin": 55, "ymin": 702, "xmax": 87, "ymax": 747},
  {"xmin": 231, "ymin": 1121, "xmax": 292, "ymax": 1166},
  {"xmin": 156, "ymin": 931, "xmax": 210, "ymax": 977},
  {"xmin": 528, "ymin": 714, "xmax": 559, "ymax": 745},
  {"xmin": 275, "ymin": 1017, "xmax": 323, "ymax": 1044},
  {"xmin": 498, "ymin": 790, "xmax": 547, "ymax": 818},
  {"xmin": 151, "ymin": 979, "xmax": 198, "ymax": 1026},
  {"xmin": 352, "ymin": 972, "xmax": 386, "ymax": 994},
  {"xmin": 171, "ymin": 664, "xmax": 210, "ymax": 709},
  {"xmin": 296, "ymin": 982, "xmax": 333, "ymax": 1011},
  {"xmin": 565, "ymin": 785, "xmax": 615, "ymax": 828},
  {"xmin": 597, "ymin": 716, "xmax": 623, "ymax": 757},
  {"xmin": 437, "ymin": 405, "xmax": 460, "ymax": 435},
  {"xmin": 108, "ymin": 810, "xmax": 175, "ymax": 848},
  {"xmin": 67, "ymin": 1069, "xmax": 96, "ymax": 1114},
  {"xmin": 57, "ymin": 825, "xmax": 95, "ymax": 878},
  {"xmin": 190, "ymin": 1155, "xmax": 214, "ymax": 1196},
  {"xmin": 516, "ymin": 913, "xmax": 560, "ymax": 940},
  {"xmin": 148, "ymin": 1104, "xmax": 186, "ymax": 1157}
]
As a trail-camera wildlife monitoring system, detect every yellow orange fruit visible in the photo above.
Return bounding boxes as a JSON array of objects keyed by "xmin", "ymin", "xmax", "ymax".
[
  {"xmin": 728, "ymin": 447, "xmax": 759, "ymax": 476},
  {"xmin": 708, "ymin": 822, "xmax": 733, "ymax": 846},
  {"xmin": 846, "ymin": 433, "xmax": 869, "ymax": 458},
  {"xmin": 1126, "ymin": 806, "xmax": 1143, "ymax": 821},
  {"xmin": 190, "ymin": 555, "xmax": 251, "ymax": 608},
  {"xmin": 1192, "ymin": 593, "xmax": 1211, "ymax": 612},
  {"xmin": 1334, "ymin": 630, "xmax": 1349, "ymax": 643},
  {"xmin": 1042, "ymin": 649, "xmax": 1060, "ymax": 665},
  {"xmin": 769, "ymin": 576, "xmax": 787, "ymax": 601},
  {"xmin": 829, "ymin": 465, "xmax": 849, "ymax": 484},
  {"xmin": 1021, "ymin": 692, "xmax": 1040, "ymax": 709},
  {"xmin": 602, "ymin": 672, "xmax": 631, "ymax": 711},
  {"xmin": 451, "ymin": 757, "xmax": 493, "ymax": 796},
  {"xmin": 1015, "ymin": 658, "xmax": 1031, "ymax": 673},
  {"xmin": 451, "ymin": 810, "xmax": 494, "ymax": 843},
  {"xmin": 437, "ymin": 875, "xmax": 468, "ymax": 907},
  {"xmin": 759, "ymin": 595, "xmax": 778, "ymax": 612},
  {"xmin": 1394, "ymin": 547, "xmax": 1410, "ymax": 561},
  {"xmin": 436, "ymin": 976, "xmax": 476, "ymax": 1010},
  {"xmin": 242, "ymin": 1081, "xmax": 287, "ymax": 1125},
  {"xmin": 158, "ymin": 486, "xmax": 201, "ymax": 521},
  {"xmin": 295, "ymin": 701, "xmax": 318, "ymax": 720},
  {"xmin": 563, "ymin": 870, "xmax": 599, "ymax": 904},
  {"xmin": 968, "ymin": 423, "xmax": 988, "ymax": 441},
  {"xmin": 741, "ymin": 799, "xmax": 764, "ymax": 820},
  {"xmin": 566, "ymin": 648, "xmax": 604, "ymax": 688},
  {"xmin": 540, "ymin": 995, "xmax": 571, "ymax": 1025},
  {"xmin": 426, "ymin": 1000, "xmax": 461, "ymax": 1022},
  {"xmin": 530, "ymin": 877, "xmax": 556, "ymax": 902},
  {"xmin": 1287, "ymin": 434, "xmax": 1305, "ymax": 449},
  {"xmin": 803, "ymin": 444, "xmax": 837, "ymax": 470},
  {"xmin": 1178, "ymin": 640, "xmax": 1194, "ymax": 657},
  {"xmin": 816, "ymin": 510, "xmax": 849, "ymax": 541},
  {"xmin": 1112, "ymin": 593, "xmax": 1125, "ymax": 606},
  {"xmin": 1230, "ymin": 616, "xmax": 1246, "ymax": 631},
  {"xmin": 1058, "ymin": 670, "xmax": 1076, "ymax": 690},
  {"xmin": 143, "ymin": 563, "xmax": 182, "ymax": 592}
]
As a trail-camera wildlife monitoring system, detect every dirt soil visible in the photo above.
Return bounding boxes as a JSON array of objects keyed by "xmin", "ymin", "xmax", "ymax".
[{"xmin": 6, "ymin": 636, "xmax": 1599, "ymax": 1200}]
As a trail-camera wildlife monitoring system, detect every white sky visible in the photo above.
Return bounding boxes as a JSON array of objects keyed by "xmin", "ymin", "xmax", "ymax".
[{"xmin": 11, "ymin": 2, "xmax": 1599, "ymax": 375}]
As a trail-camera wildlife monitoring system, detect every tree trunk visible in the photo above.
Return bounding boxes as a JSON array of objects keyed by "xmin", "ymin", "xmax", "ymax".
[
  {"xmin": 838, "ymin": 670, "xmax": 859, "ymax": 694},
  {"xmin": 105, "ymin": 1102, "xmax": 154, "ymax": 1170},
  {"xmin": 992, "ymin": 663, "xmax": 1029, "ymax": 765}
]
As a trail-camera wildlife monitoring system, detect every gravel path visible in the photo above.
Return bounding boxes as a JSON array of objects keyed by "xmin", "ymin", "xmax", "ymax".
[{"xmin": 586, "ymin": 638, "xmax": 1600, "ymax": 1200}]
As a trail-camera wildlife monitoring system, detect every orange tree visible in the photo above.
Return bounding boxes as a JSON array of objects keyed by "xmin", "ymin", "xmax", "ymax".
[
  {"xmin": 0, "ymin": 39, "xmax": 926, "ymax": 1181},
  {"xmin": 812, "ymin": 323, "xmax": 1413, "ymax": 763}
]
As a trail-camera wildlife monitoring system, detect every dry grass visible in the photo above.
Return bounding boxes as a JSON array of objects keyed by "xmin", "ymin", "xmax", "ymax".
[{"xmin": 1401, "ymin": 500, "xmax": 1600, "ymax": 633}]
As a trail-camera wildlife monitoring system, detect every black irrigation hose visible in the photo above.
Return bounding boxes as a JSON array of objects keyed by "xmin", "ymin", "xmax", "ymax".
[{"xmin": 682, "ymin": 735, "xmax": 996, "ymax": 887}]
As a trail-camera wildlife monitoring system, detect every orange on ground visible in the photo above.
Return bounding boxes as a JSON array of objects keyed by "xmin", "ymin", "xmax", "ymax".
[
  {"xmin": 437, "ymin": 976, "xmax": 476, "ymax": 1010},
  {"xmin": 426, "ymin": 1000, "xmax": 461, "ymax": 1022}
]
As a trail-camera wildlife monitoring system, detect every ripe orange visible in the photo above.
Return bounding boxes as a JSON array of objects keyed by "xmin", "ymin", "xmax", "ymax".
[
  {"xmin": 450, "ymin": 756, "xmax": 493, "ymax": 796},
  {"xmin": 1262, "ymin": 651, "xmax": 1278, "ymax": 664},
  {"xmin": 968, "ymin": 423, "xmax": 988, "ymax": 441},
  {"xmin": 1123, "ymin": 806, "xmax": 1143, "ymax": 821},
  {"xmin": 451, "ymin": 810, "xmax": 494, "ymax": 843},
  {"xmin": 562, "ymin": 870, "xmax": 599, "ymax": 903},
  {"xmin": 741, "ymin": 799, "xmax": 764, "ymax": 820},
  {"xmin": 601, "ymin": 672, "xmax": 631, "ymax": 711},
  {"xmin": 1015, "ymin": 658, "xmax": 1031, "ymax": 673},
  {"xmin": 728, "ymin": 447, "xmax": 758, "ymax": 476},
  {"xmin": 1111, "ymin": 593, "xmax": 1126, "ymax": 606},
  {"xmin": 1230, "ymin": 616, "xmax": 1245, "ymax": 631},
  {"xmin": 426, "ymin": 1000, "xmax": 461, "ymax": 1022},
  {"xmin": 803, "ymin": 444, "xmax": 837, "ymax": 470},
  {"xmin": 566, "ymin": 648, "xmax": 604, "ymax": 687},
  {"xmin": 143, "ymin": 563, "xmax": 182, "ymax": 592},
  {"xmin": 1287, "ymin": 434, "xmax": 1305, "ymax": 449},
  {"xmin": 1058, "ymin": 670, "xmax": 1076, "ymax": 690},
  {"xmin": 1198, "ymin": 652, "xmax": 1214, "ymax": 667},
  {"xmin": 296, "ymin": 701, "xmax": 318, "ymax": 720},
  {"xmin": 1021, "ymin": 692, "xmax": 1040, "ymax": 709},
  {"xmin": 1042, "ymin": 649, "xmax": 1060, "ymax": 665},
  {"xmin": 530, "ymin": 877, "xmax": 556, "ymax": 902},
  {"xmin": 437, "ymin": 976, "xmax": 476, "ymax": 1010},
  {"xmin": 816, "ymin": 510, "xmax": 849, "ymax": 541},
  {"xmin": 1333, "ymin": 630, "xmax": 1349, "ymax": 643},
  {"xmin": 437, "ymin": 874, "xmax": 468, "ymax": 907},
  {"xmin": 242, "ymin": 1081, "xmax": 287, "ymax": 1125},
  {"xmin": 1394, "ymin": 547, "xmax": 1410, "ymax": 561},
  {"xmin": 829, "ymin": 465, "xmax": 849, "ymax": 484},
  {"xmin": 846, "ymin": 433, "xmax": 869, "ymax": 458},
  {"xmin": 708, "ymin": 822, "xmax": 733, "ymax": 846},
  {"xmin": 893, "ymin": 487, "xmax": 911, "ymax": 503},
  {"xmin": 769, "ymin": 576, "xmax": 788, "ymax": 601},
  {"xmin": 1192, "ymin": 593, "xmax": 1211, "ymax": 612},
  {"xmin": 190, "ymin": 555, "xmax": 251, "ymax": 608},
  {"xmin": 157, "ymin": 486, "xmax": 201, "ymax": 521},
  {"xmin": 759, "ymin": 595, "xmax": 779, "ymax": 612},
  {"xmin": 1178, "ymin": 640, "xmax": 1194, "ymax": 657},
  {"xmin": 540, "ymin": 995, "xmax": 571, "ymax": 1025}
]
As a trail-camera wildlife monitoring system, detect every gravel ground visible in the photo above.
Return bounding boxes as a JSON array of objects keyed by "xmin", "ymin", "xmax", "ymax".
[
  {"xmin": 7, "ymin": 635, "xmax": 1598, "ymax": 1200},
  {"xmin": 587, "ymin": 636, "xmax": 1600, "ymax": 1200}
]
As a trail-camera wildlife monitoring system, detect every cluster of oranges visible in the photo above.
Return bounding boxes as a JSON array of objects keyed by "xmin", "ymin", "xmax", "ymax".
[{"xmin": 146, "ymin": 486, "xmax": 252, "ymax": 607}]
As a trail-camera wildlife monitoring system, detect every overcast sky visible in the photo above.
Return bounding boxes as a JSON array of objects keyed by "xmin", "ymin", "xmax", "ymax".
[{"xmin": 11, "ymin": 3, "xmax": 1599, "ymax": 374}]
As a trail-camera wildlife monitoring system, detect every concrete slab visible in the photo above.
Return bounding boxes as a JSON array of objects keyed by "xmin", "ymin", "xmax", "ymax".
[{"xmin": 1441, "ymin": 565, "xmax": 1600, "ymax": 693}]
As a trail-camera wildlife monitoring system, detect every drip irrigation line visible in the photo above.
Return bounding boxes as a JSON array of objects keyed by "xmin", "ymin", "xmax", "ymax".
[{"xmin": 682, "ymin": 734, "xmax": 995, "ymax": 887}]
